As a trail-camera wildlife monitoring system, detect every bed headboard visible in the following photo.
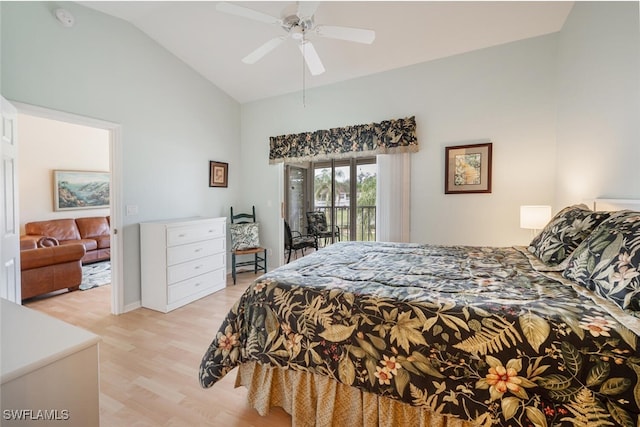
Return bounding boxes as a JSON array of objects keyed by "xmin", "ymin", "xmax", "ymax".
[{"xmin": 592, "ymin": 198, "xmax": 640, "ymax": 212}]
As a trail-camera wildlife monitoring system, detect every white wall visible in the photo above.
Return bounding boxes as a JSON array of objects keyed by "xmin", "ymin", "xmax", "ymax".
[
  {"xmin": 18, "ymin": 114, "xmax": 110, "ymax": 231},
  {"xmin": 1, "ymin": 2, "xmax": 241, "ymax": 307},
  {"xmin": 241, "ymin": 34, "xmax": 559, "ymax": 249},
  {"xmin": 555, "ymin": 1, "xmax": 640, "ymax": 206}
]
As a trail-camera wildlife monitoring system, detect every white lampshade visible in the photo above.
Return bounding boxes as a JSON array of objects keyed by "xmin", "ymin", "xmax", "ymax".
[{"xmin": 520, "ymin": 205, "xmax": 552, "ymax": 230}]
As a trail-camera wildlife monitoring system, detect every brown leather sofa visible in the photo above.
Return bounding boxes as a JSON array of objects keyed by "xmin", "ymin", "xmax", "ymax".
[
  {"xmin": 22, "ymin": 217, "xmax": 110, "ymax": 264},
  {"xmin": 20, "ymin": 238, "xmax": 86, "ymax": 300}
]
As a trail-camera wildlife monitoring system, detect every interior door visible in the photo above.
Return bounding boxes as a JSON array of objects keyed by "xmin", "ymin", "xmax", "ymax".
[{"xmin": 1, "ymin": 97, "xmax": 21, "ymax": 303}]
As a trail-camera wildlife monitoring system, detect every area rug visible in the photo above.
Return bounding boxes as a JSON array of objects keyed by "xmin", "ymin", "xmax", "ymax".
[{"xmin": 80, "ymin": 261, "xmax": 111, "ymax": 290}]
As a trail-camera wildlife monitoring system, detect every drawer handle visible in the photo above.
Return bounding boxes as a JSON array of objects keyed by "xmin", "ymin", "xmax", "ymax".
[
  {"xmin": 178, "ymin": 233, "xmax": 186, "ymax": 238},
  {"xmin": 195, "ymin": 282, "xmax": 201, "ymax": 287},
  {"xmin": 194, "ymin": 265, "xmax": 203, "ymax": 269},
  {"xmin": 194, "ymin": 248, "xmax": 203, "ymax": 252},
  {"xmin": 208, "ymin": 229, "xmax": 214, "ymax": 233}
]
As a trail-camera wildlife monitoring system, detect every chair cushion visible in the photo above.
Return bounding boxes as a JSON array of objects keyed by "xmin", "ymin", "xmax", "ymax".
[
  {"xmin": 230, "ymin": 222, "xmax": 260, "ymax": 251},
  {"xmin": 292, "ymin": 236, "xmax": 316, "ymax": 247},
  {"xmin": 307, "ymin": 211, "xmax": 329, "ymax": 233}
]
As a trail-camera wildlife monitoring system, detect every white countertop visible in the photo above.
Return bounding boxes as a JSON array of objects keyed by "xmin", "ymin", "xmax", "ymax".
[{"xmin": 1, "ymin": 298, "xmax": 101, "ymax": 384}]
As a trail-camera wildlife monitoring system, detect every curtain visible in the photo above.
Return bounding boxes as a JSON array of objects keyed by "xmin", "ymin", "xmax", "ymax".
[
  {"xmin": 376, "ymin": 153, "xmax": 411, "ymax": 243},
  {"xmin": 269, "ymin": 116, "xmax": 417, "ymax": 164}
]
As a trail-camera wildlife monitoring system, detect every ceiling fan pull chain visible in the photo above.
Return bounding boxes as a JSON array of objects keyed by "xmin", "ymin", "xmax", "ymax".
[{"xmin": 302, "ymin": 34, "xmax": 306, "ymax": 108}]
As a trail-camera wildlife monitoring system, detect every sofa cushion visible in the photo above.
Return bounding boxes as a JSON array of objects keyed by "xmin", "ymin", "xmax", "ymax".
[
  {"xmin": 61, "ymin": 238, "xmax": 98, "ymax": 252},
  {"xmin": 25, "ymin": 219, "xmax": 81, "ymax": 241},
  {"xmin": 75, "ymin": 217, "xmax": 110, "ymax": 239},
  {"xmin": 95, "ymin": 235, "xmax": 110, "ymax": 249}
]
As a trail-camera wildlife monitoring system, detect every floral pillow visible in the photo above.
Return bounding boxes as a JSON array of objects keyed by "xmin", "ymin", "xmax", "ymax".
[
  {"xmin": 528, "ymin": 204, "xmax": 610, "ymax": 267},
  {"xmin": 563, "ymin": 210, "xmax": 640, "ymax": 313},
  {"xmin": 230, "ymin": 222, "xmax": 260, "ymax": 250}
]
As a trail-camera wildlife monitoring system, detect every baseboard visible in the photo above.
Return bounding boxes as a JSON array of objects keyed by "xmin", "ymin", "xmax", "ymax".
[{"xmin": 123, "ymin": 301, "xmax": 141, "ymax": 313}]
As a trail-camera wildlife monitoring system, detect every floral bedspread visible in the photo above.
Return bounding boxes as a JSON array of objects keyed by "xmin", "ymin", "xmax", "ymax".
[{"xmin": 199, "ymin": 242, "xmax": 640, "ymax": 426}]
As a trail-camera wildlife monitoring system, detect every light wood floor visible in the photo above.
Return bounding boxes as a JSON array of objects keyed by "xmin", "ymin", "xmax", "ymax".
[{"xmin": 24, "ymin": 273, "xmax": 292, "ymax": 427}]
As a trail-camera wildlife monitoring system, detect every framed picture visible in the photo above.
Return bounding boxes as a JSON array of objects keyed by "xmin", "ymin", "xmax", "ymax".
[
  {"xmin": 445, "ymin": 142, "xmax": 492, "ymax": 194},
  {"xmin": 209, "ymin": 161, "xmax": 228, "ymax": 188},
  {"xmin": 53, "ymin": 170, "xmax": 110, "ymax": 211}
]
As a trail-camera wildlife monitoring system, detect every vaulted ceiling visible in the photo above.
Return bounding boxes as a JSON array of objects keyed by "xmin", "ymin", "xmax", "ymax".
[{"xmin": 78, "ymin": 1, "xmax": 574, "ymax": 103}]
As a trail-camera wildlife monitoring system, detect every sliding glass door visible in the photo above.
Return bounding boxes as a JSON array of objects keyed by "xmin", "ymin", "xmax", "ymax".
[
  {"xmin": 312, "ymin": 158, "xmax": 376, "ymax": 242},
  {"xmin": 284, "ymin": 165, "xmax": 309, "ymax": 234},
  {"xmin": 355, "ymin": 160, "xmax": 377, "ymax": 241}
]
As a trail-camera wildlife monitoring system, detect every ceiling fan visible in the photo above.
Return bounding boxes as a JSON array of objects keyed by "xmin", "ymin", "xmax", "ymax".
[{"xmin": 216, "ymin": 1, "xmax": 376, "ymax": 76}]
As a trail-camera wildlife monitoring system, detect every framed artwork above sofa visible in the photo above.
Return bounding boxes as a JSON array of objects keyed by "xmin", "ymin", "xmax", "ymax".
[{"xmin": 53, "ymin": 170, "xmax": 110, "ymax": 211}]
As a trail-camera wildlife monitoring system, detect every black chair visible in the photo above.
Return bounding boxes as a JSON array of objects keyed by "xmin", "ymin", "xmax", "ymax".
[
  {"xmin": 284, "ymin": 220, "xmax": 317, "ymax": 263},
  {"xmin": 229, "ymin": 206, "xmax": 267, "ymax": 284},
  {"xmin": 306, "ymin": 211, "xmax": 340, "ymax": 247}
]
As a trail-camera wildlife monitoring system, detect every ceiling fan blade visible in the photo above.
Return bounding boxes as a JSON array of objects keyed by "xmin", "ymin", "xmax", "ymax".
[
  {"xmin": 298, "ymin": 41, "xmax": 325, "ymax": 76},
  {"xmin": 296, "ymin": 1, "xmax": 319, "ymax": 19},
  {"xmin": 314, "ymin": 25, "xmax": 376, "ymax": 44},
  {"xmin": 242, "ymin": 37, "xmax": 286, "ymax": 64},
  {"xmin": 216, "ymin": 2, "xmax": 281, "ymax": 26}
]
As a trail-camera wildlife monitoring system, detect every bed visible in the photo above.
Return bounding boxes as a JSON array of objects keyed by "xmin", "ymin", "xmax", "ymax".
[{"xmin": 200, "ymin": 199, "xmax": 640, "ymax": 426}]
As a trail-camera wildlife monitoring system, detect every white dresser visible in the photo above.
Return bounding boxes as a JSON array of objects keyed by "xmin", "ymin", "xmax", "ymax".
[{"xmin": 140, "ymin": 217, "xmax": 226, "ymax": 313}]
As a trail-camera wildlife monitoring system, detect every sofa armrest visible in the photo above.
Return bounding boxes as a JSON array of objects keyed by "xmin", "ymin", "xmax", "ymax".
[
  {"xmin": 20, "ymin": 235, "xmax": 41, "ymax": 251},
  {"xmin": 21, "ymin": 244, "xmax": 86, "ymax": 270},
  {"xmin": 20, "ymin": 235, "xmax": 60, "ymax": 250}
]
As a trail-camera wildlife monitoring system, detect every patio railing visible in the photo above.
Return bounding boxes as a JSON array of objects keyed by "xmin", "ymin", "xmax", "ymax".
[{"xmin": 315, "ymin": 206, "xmax": 376, "ymax": 242}]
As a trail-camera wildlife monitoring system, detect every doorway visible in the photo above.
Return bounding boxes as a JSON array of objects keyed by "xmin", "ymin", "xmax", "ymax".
[{"xmin": 14, "ymin": 102, "xmax": 123, "ymax": 314}]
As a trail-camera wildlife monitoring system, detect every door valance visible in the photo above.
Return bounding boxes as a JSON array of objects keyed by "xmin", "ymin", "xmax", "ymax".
[{"xmin": 269, "ymin": 116, "xmax": 418, "ymax": 164}]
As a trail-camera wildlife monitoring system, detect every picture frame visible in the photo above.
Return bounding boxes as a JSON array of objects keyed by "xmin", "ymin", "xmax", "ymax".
[
  {"xmin": 209, "ymin": 161, "xmax": 228, "ymax": 188},
  {"xmin": 445, "ymin": 142, "xmax": 492, "ymax": 194},
  {"xmin": 53, "ymin": 170, "xmax": 110, "ymax": 211}
]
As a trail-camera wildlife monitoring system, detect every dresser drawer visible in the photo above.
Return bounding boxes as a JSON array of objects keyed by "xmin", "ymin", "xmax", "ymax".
[
  {"xmin": 167, "ymin": 253, "xmax": 225, "ymax": 284},
  {"xmin": 167, "ymin": 238, "xmax": 225, "ymax": 266},
  {"xmin": 166, "ymin": 221, "xmax": 225, "ymax": 247},
  {"xmin": 167, "ymin": 269, "xmax": 224, "ymax": 304}
]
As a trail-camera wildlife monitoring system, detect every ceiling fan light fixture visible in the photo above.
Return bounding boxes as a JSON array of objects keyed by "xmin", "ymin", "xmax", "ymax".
[
  {"xmin": 216, "ymin": 1, "xmax": 375, "ymax": 79},
  {"xmin": 54, "ymin": 8, "xmax": 75, "ymax": 28},
  {"xmin": 290, "ymin": 26, "xmax": 304, "ymax": 41}
]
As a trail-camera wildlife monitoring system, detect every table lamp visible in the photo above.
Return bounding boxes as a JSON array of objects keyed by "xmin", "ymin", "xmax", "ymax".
[{"xmin": 520, "ymin": 205, "xmax": 552, "ymax": 239}]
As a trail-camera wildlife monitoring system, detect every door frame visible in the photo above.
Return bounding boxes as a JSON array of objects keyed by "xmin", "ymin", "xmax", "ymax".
[{"xmin": 12, "ymin": 102, "xmax": 124, "ymax": 315}]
